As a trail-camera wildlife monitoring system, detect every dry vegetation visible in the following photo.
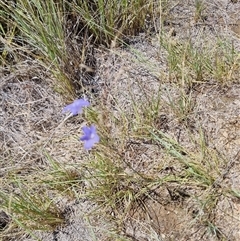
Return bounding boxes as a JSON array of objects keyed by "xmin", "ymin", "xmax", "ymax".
[{"xmin": 0, "ymin": 0, "xmax": 240, "ymax": 241}]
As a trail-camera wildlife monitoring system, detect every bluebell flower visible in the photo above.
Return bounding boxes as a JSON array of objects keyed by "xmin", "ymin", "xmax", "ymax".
[
  {"xmin": 62, "ymin": 98, "xmax": 90, "ymax": 116},
  {"xmin": 80, "ymin": 125, "xmax": 100, "ymax": 150}
]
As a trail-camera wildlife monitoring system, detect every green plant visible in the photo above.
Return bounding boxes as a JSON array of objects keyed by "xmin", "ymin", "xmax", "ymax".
[
  {"xmin": 0, "ymin": 184, "xmax": 64, "ymax": 231},
  {"xmin": 194, "ymin": 0, "xmax": 206, "ymax": 22},
  {"xmin": 0, "ymin": 0, "xmax": 74, "ymax": 95},
  {"xmin": 159, "ymin": 32, "xmax": 240, "ymax": 86},
  {"xmin": 70, "ymin": 0, "xmax": 156, "ymax": 46},
  {"xmin": 150, "ymin": 129, "xmax": 222, "ymax": 187},
  {"xmin": 1, "ymin": 1, "xmax": 240, "ymax": 240}
]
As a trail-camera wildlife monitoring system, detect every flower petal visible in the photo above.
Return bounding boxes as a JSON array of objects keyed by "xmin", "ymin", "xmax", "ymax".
[
  {"xmin": 84, "ymin": 139, "xmax": 96, "ymax": 150},
  {"xmin": 80, "ymin": 125, "xmax": 100, "ymax": 150},
  {"xmin": 62, "ymin": 98, "xmax": 90, "ymax": 116},
  {"xmin": 92, "ymin": 133, "xmax": 100, "ymax": 143},
  {"xmin": 75, "ymin": 99, "xmax": 90, "ymax": 108},
  {"xmin": 82, "ymin": 126, "xmax": 92, "ymax": 136}
]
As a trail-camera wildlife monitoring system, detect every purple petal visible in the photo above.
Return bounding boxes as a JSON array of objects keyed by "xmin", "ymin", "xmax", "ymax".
[
  {"xmin": 92, "ymin": 133, "xmax": 100, "ymax": 143},
  {"xmin": 62, "ymin": 98, "xmax": 90, "ymax": 115},
  {"xmin": 74, "ymin": 99, "xmax": 90, "ymax": 108},
  {"xmin": 89, "ymin": 125, "xmax": 97, "ymax": 134},
  {"xmin": 84, "ymin": 139, "xmax": 96, "ymax": 150},
  {"xmin": 80, "ymin": 127, "xmax": 91, "ymax": 141},
  {"xmin": 81, "ymin": 126, "xmax": 92, "ymax": 138},
  {"xmin": 80, "ymin": 135, "xmax": 87, "ymax": 141},
  {"xmin": 80, "ymin": 125, "xmax": 100, "ymax": 150}
]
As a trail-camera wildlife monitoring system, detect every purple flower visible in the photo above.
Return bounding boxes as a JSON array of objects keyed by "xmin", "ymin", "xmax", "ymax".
[
  {"xmin": 80, "ymin": 125, "xmax": 100, "ymax": 150},
  {"xmin": 62, "ymin": 99, "xmax": 90, "ymax": 116}
]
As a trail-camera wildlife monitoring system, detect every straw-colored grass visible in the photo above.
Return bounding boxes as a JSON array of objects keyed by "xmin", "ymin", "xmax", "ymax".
[{"xmin": 1, "ymin": 0, "xmax": 240, "ymax": 240}]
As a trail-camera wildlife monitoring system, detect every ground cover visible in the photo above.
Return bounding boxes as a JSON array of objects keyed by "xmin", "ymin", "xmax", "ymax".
[{"xmin": 0, "ymin": 0, "xmax": 240, "ymax": 240}]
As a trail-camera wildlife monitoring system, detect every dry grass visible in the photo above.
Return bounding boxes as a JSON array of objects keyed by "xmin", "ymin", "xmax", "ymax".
[{"xmin": 0, "ymin": 0, "xmax": 240, "ymax": 240}]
